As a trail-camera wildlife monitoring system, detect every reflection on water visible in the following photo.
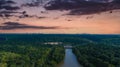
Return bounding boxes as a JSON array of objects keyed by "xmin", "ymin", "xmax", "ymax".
[{"xmin": 60, "ymin": 49, "xmax": 82, "ymax": 67}]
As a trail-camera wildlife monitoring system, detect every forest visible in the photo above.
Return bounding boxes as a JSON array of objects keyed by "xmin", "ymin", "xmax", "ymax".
[
  {"xmin": 73, "ymin": 44, "xmax": 120, "ymax": 67},
  {"xmin": 0, "ymin": 34, "xmax": 120, "ymax": 67},
  {"xmin": 0, "ymin": 34, "xmax": 65, "ymax": 67},
  {"xmin": 72, "ymin": 34, "xmax": 120, "ymax": 67}
]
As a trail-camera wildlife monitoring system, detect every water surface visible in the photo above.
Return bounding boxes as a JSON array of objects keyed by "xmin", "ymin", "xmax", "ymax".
[{"xmin": 60, "ymin": 49, "xmax": 82, "ymax": 67}]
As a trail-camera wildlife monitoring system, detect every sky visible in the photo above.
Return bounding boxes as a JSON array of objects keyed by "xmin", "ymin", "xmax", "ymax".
[{"xmin": 0, "ymin": 0, "xmax": 120, "ymax": 34}]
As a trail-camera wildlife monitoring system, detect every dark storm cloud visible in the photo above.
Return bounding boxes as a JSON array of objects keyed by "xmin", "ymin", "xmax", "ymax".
[
  {"xmin": 0, "ymin": 10, "xmax": 46, "ymax": 19},
  {"xmin": 21, "ymin": 0, "xmax": 43, "ymax": 7},
  {"xmin": 0, "ymin": 0, "xmax": 46, "ymax": 19},
  {"xmin": 1, "ymin": 6, "xmax": 20, "ymax": 10},
  {"xmin": 0, "ymin": 0, "xmax": 20, "ymax": 19},
  {"xmin": 0, "ymin": 0, "xmax": 19, "ymax": 10},
  {"xmin": 6, "ymin": 0, "xmax": 16, "ymax": 4},
  {"xmin": 0, "ymin": 11, "xmax": 22, "ymax": 18},
  {"xmin": 45, "ymin": 0, "xmax": 120, "ymax": 15},
  {"xmin": 0, "ymin": 22, "xmax": 61, "ymax": 30},
  {"xmin": 21, "ymin": 3, "xmax": 39, "ymax": 7}
]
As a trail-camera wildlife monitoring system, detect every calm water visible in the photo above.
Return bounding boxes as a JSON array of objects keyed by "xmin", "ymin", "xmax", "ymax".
[{"xmin": 60, "ymin": 49, "xmax": 82, "ymax": 67}]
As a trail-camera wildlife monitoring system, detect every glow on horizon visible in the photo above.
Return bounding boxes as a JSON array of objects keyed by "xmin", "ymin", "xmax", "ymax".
[{"xmin": 0, "ymin": 10, "xmax": 120, "ymax": 34}]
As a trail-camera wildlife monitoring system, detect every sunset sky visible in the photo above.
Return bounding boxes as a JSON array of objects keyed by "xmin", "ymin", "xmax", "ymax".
[{"xmin": 0, "ymin": 0, "xmax": 120, "ymax": 34}]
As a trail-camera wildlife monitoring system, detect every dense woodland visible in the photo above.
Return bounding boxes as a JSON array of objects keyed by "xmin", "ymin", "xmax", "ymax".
[
  {"xmin": 73, "ymin": 44, "xmax": 120, "ymax": 67},
  {"xmin": 0, "ymin": 34, "xmax": 120, "ymax": 67},
  {"xmin": 0, "ymin": 34, "xmax": 66, "ymax": 67},
  {"xmin": 72, "ymin": 34, "xmax": 120, "ymax": 67},
  {"xmin": 0, "ymin": 45, "xmax": 64, "ymax": 67}
]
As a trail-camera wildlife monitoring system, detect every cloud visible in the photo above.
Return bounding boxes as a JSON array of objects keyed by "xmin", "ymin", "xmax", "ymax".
[
  {"xmin": 3, "ymin": 22, "xmax": 25, "ymax": 26},
  {"xmin": 21, "ymin": 3, "xmax": 39, "ymax": 7},
  {"xmin": 21, "ymin": 0, "xmax": 43, "ymax": 7},
  {"xmin": 0, "ymin": 0, "xmax": 19, "ymax": 10},
  {"xmin": 0, "ymin": 22, "xmax": 64, "ymax": 30},
  {"xmin": 0, "ymin": 0, "xmax": 20, "ymax": 18},
  {"xmin": 1, "ymin": 6, "xmax": 20, "ymax": 10},
  {"xmin": 18, "ymin": 11, "xmax": 47, "ymax": 19},
  {"xmin": 0, "ymin": 0, "xmax": 46, "ymax": 19},
  {"xmin": 45, "ymin": 0, "xmax": 120, "ymax": 15},
  {"xmin": 0, "ymin": 10, "xmax": 46, "ymax": 19},
  {"xmin": 6, "ymin": 0, "xmax": 16, "ymax": 4},
  {"xmin": 0, "ymin": 11, "xmax": 21, "ymax": 18}
]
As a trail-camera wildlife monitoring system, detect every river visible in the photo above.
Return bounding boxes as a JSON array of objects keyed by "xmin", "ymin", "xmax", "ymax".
[{"xmin": 59, "ymin": 49, "xmax": 82, "ymax": 67}]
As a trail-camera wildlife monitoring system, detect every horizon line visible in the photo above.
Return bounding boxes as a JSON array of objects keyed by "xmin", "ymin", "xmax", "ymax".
[{"xmin": 0, "ymin": 33, "xmax": 120, "ymax": 35}]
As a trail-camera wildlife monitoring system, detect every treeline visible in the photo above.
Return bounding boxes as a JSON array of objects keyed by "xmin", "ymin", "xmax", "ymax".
[
  {"xmin": 73, "ymin": 44, "xmax": 120, "ymax": 67},
  {"xmin": 1, "ymin": 34, "xmax": 119, "ymax": 46},
  {"xmin": 0, "ymin": 34, "xmax": 93, "ymax": 46}
]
